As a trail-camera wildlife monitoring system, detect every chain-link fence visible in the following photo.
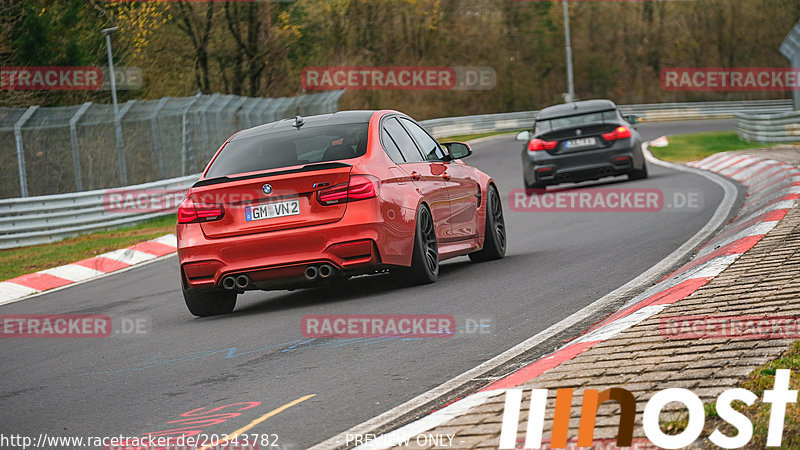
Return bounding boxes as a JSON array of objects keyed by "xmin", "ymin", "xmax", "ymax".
[{"xmin": 0, "ymin": 91, "xmax": 345, "ymax": 199}]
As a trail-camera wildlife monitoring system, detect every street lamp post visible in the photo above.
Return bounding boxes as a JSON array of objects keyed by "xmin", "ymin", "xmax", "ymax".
[
  {"xmin": 563, "ymin": 0, "xmax": 576, "ymax": 103},
  {"xmin": 102, "ymin": 26, "xmax": 127, "ymax": 185}
]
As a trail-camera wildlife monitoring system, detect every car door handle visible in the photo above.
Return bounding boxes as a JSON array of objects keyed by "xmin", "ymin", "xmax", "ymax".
[
  {"xmin": 410, "ymin": 171, "xmax": 421, "ymax": 181},
  {"xmin": 441, "ymin": 173, "xmax": 451, "ymax": 181}
]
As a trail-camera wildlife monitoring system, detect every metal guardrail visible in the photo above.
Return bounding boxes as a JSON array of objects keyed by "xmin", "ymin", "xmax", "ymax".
[
  {"xmin": 420, "ymin": 99, "xmax": 793, "ymax": 137},
  {"xmin": 0, "ymin": 99, "xmax": 794, "ymax": 249},
  {"xmin": 0, "ymin": 175, "xmax": 198, "ymax": 249},
  {"xmin": 736, "ymin": 111, "xmax": 800, "ymax": 143}
]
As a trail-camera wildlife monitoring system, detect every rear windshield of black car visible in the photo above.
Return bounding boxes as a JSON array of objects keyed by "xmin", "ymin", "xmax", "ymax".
[
  {"xmin": 534, "ymin": 110, "xmax": 618, "ymax": 134},
  {"xmin": 205, "ymin": 123, "xmax": 369, "ymax": 178}
]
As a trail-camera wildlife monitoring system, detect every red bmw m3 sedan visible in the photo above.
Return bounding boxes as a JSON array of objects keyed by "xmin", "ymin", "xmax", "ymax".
[{"xmin": 177, "ymin": 110, "xmax": 505, "ymax": 316}]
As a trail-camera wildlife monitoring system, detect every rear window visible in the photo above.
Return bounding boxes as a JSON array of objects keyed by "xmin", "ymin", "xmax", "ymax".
[
  {"xmin": 206, "ymin": 123, "xmax": 368, "ymax": 178},
  {"xmin": 535, "ymin": 110, "xmax": 618, "ymax": 134}
]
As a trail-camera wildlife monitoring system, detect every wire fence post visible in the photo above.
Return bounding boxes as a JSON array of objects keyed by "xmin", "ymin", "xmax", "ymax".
[
  {"xmin": 69, "ymin": 102, "xmax": 92, "ymax": 192},
  {"xmin": 114, "ymin": 100, "xmax": 136, "ymax": 186},
  {"xmin": 113, "ymin": 106, "xmax": 127, "ymax": 186},
  {"xmin": 13, "ymin": 105, "xmax": 38, "ymax": 198},
  {"xmin": 213, "ymin": 95, "xmax": 235, "ymax": 146},
  {"xmin": 149, "ymin": 97, "xmax": 169, "ymax": 179},
  {"xmin": 228, "ymin": 96, "xmax": 248, "ymax": 130},
  {"xmin": 181, "ymin": 94, "xmax": 201, "ymax": 176},
  {"xmin": 242, "ymin": 98, "xmax": 261, "ymax": 129},
  {"xmin": 780, "ymin": 21, "xmax": 800, "ymax": 110},
  {"xmin": 199, "ymin": 94, "xmax": 218, "ymax": 160}
]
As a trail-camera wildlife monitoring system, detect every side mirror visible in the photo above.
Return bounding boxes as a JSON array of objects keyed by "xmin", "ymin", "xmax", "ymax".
[
  {"xmin": 515, "ymin": 130, "xmax": 531, "ymax": 142},
  {"xmin": 442, "ymin": 142, "xmax": 472, "ymax": 160},
  {"xmin": 625, "ymin": 115, "xmax": 643, "ymax": 125}
]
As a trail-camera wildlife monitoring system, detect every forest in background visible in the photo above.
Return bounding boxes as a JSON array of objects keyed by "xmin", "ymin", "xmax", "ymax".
[{"xmin": 1, "ymin": 0, "xmax": 799, "ymax": 120}]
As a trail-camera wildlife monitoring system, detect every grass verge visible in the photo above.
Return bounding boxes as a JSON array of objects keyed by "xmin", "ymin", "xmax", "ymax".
[
  {"xmin": 438, "ymin": 130, "xmax": 515, "ymax": 143},
  {"xmin": 649, "ymin": 131, "xmax": 768, "ymax": 163},
  {"xmin": 0, "ymin": 214, "xmax": 177, "ymax": 281},
  {"xmin": 702, "ymin": 341, "xmax": 800, "ymax": 448}
]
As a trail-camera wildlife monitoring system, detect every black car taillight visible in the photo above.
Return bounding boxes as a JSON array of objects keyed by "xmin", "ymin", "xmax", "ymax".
[
  {"xmin": 528, "ymin": 138, "xmax": 558, "ymax": 153},
  {"xmin": 602, "ymin": 126, "xmax": 632, "ymax": 141},
  {"xmin": 318, "ymin": 175, "xmax": 380, "ymax": 206},
  {"xmin": 177, "ymin": 197, "xmax": 225, "ymax": 223}
]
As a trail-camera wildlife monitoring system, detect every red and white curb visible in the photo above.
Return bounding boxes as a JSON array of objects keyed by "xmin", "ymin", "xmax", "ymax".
[
  {"xmin": 479, "ymin": 153, "xmax": 799, "ymax": 390},
  {"xmin": 352, "ymin": 151, "xmax": 800, "ymax": 449},
  {"xmin": 0, "ymin": 234, "xmax": 177, "ymax": 306}
]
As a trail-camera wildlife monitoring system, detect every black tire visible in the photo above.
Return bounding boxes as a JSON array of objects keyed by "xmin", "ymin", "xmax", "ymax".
[
  {"xmin": 183, "ymin": 288, "xmax": 237, "ymax": 317},
  {"xmin": 628, "ymin": 160, "xmax": 648, "ymax": 180},
  {"xmin": 524, "ymin": 175, "xmax": 546, "ymax": 192},
  {"xmin": 392, "ymin": 204, "xmax": 439, "ymax": 285},
  {"xmin": 470, "ymin": 185, "xmax": 507, "ymax": 262}
]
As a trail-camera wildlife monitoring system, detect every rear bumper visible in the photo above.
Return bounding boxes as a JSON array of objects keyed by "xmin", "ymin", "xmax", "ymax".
[
  {"xmin": 523, "ymin": 140, "xmax": 643, "ymax": 186},
  {"xmin": 178, "ymin": 202, "xmax": 415, "ymax": 290}
]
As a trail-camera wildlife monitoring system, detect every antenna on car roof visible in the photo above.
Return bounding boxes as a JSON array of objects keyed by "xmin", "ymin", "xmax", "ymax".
[{"xmin": 292, "ymin": 115, "xmax": 304, "ymax": 129}]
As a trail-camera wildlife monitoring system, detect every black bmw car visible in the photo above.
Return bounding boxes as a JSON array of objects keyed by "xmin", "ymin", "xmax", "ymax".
[{"xmin": 518, "ymin": 99, "xmax": 647, "ymax": 189}]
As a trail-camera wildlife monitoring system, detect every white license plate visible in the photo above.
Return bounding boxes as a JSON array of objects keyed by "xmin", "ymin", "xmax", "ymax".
[
  {"xmin": 566, "ymin": 137, "xmax": 596, "ymax": 148},
  {"xmin": 245, "ymin": 200, "xmax": 300, "ymax": 222}
]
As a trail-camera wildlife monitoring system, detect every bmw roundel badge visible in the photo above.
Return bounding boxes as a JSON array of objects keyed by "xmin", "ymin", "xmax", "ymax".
[{"xmin": 262, "ymin": 184, "xmax": 273, "ymax": 195}]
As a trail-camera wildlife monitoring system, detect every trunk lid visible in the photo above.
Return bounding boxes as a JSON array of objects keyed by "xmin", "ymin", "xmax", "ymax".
[
  {"xmin": 539, "ymin": 123, "xmax": 620, "ymax": 155},
  {"xmin": 194, "ymin": 163, "xmax": 352, "ymax": 238}
]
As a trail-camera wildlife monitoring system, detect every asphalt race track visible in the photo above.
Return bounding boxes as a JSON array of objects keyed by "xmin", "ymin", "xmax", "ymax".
[{"xmin": 0, "ymin": 120, "xmax": 743, "ymax": 449}]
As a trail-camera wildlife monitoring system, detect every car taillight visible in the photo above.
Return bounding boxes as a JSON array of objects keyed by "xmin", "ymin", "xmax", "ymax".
[
  {"xmin": 528, "ymin": 138, "xmax": 557, "ymax": 152},
  {"xmin": 177, "ymin": 197, "xmax": 225, "ymax": 224},
  {"xmin": 318, "ymin": 175, "xmax": 380, "ymax": 206},
  {"xmin": 602, "ymin": 126, "xmax": 632, "ymax": 141}
]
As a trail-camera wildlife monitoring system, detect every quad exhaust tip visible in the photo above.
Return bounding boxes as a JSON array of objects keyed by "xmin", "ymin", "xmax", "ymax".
[
  {"xmin": 304, "ymin": 265, "xmax": 319, "ymax": 281},
  {"xmin": 319, "ymin": 264, "xmax": 334, "ymax": 278},
  {"xmin": 221, "ymin": 275, "xmax": 236, "ymax": 290},
  {"xmin": 235, "ymin": 274, "xmax": 252, "ymax": 290}
]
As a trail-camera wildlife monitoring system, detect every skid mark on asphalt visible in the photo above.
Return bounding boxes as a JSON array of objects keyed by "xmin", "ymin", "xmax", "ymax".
[{"xmin": 82, "ymin": 324, "xmax": 491, "ymax": 376}]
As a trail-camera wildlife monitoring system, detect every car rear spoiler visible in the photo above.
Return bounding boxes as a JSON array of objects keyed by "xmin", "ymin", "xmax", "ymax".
[{"xmin": 193, "ymin": 162, "xmax": 352, "ymax": 188}]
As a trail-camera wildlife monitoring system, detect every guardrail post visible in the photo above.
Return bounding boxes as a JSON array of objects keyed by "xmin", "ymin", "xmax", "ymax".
[
  {"xmin": 69, "ymin": 102, "xmax": 92, "ymax": 192},
  {"xmin": 181, "ymin": 94, "xmax": 202, "ymax": 176},
  {"xmin": 149, "ymin": 97, "xmax": 169, "ymax": 179},
  {"xmin": 13, "ymin": 105, "xmax": 38, "ymax": 198}
]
